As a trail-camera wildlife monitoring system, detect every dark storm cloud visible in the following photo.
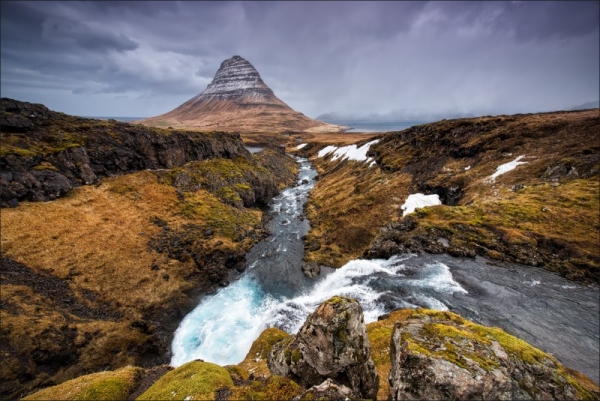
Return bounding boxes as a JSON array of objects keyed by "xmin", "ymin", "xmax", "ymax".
[{"xmin": 1, "ymin": 1, "xmax": 598, "ymax": 117}]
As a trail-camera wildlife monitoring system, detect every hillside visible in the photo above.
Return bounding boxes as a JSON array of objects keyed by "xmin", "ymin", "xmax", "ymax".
[
  {"xmin": 0, "ymin": 99, "xmax": 298, "ymax": 399},
  {"xmin": 2, "ymin": 100, "xmax": 598, "ymax": 400},
  {"xmin": 295, "ymin": 109, "xmax": 599, "ymax": 283}
]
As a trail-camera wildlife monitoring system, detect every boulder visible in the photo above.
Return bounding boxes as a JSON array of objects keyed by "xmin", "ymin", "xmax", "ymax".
[
  {"xmin": 388, "ymin": 311, "xmax": 598, "ymax": 400},
  {"xmin": 294, "ymin": 378, "xmax": 353, "ymax": 401},
  {"xmin": 268, "ymin": 296, "xmax": 379, "ymax": 400}
]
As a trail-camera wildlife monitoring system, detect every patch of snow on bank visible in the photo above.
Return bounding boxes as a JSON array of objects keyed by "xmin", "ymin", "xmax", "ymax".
[
  {"xmin": 487, "ymin": 155, "xmax": 528, "ymax": 182},
  {"xmin": 296, "ymin": 143, "xmax": 307, "ymax": 150},
  {"xmin": 401, "ymin": 193, "xmax": 442, "ymax": 216},
  {"xmin": 318, "ymin": 145, "xmax": 338, "ymax": 157},
  {"xmin": 317, "ymin": 140, "xmax": 380, "ymax": 163},
  {"xmin": 331, "ymin": 140, "xmax": 380, "ymax": 162}
]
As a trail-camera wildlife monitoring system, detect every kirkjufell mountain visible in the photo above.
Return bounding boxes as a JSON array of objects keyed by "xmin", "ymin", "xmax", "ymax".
[{"xmin": 139, "ymin": 56, "xmax": 341, "ymax": 133}]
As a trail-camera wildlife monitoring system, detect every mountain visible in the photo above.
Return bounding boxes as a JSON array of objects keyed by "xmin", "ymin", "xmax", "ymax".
[
  {"xmin": 570, "ymin": 100, "xmax": 599, "ymax": 110},
  {"xmin": 139, "ymin": 56, "xmax": 341, "ymax": 133}
]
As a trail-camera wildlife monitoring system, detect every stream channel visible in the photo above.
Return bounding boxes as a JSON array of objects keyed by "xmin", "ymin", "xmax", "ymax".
[{"xmin": 171, "ymin": 156, "xmax": 599, "ymax": 384}]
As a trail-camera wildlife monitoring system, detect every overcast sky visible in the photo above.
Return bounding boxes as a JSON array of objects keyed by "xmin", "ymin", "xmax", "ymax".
[{"xmin": 1, "ymin": 1, "xmax": 598, "ymax": 118}]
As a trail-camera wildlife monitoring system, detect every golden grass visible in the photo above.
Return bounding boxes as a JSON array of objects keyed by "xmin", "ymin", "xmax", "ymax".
[
  {"xmin": 22, "ymin": 366, "xmax": 143, "ymax": 401},
  {"xmin": 0, "ymin": 171, "xmax": 198, "ymax": 317},
  {"xmin": 304, "ymin": 159, "xmax": 412, "ymax": 267},
  {"xmin": 0, "ymin": 167, "xmax": 270, "ymax": 316},
  {"xmin": 0, "ymin": 163, "xmax": 272, "ymax": 398}
]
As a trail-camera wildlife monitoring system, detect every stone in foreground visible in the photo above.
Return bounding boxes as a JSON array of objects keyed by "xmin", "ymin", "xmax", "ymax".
[
  {"xmin": 388, "ymin": 310, "xmax": 598, "ymax": 400},
  {"xmin": 268, "ymin": 296, "xmax": 379, "ymax": 400}
]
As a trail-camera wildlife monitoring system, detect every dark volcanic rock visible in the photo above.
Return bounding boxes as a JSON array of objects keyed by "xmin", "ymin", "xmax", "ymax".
[
  {"xmin": 268, "ymin": 296, "xmax": 379, "ymax": 400},
  {"xmin": 0, "ymin": 98, "xmax": 249, "ymax": 207}
]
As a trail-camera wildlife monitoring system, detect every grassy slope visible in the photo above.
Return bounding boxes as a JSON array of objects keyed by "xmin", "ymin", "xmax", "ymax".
[
  {"xmin": 296, "ymin": 109, "xmax": 599, "ymax": 282},
  {"xmin": 1, "ymin": 151, "xmax": 297, "ymax": 399}
]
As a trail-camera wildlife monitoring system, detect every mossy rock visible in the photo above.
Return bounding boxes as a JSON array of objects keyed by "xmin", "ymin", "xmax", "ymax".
[
  {"xmin": 230, "ymin": 375, "xmax": 300, "ymax": 400},
  {"xmin": 239, "ymin": 327, "xmax": 290, "ymax": 377},
  {"xmin": 136, "ymin": 361, "xmax": 233, "ymax": 401},
  {"xmin": 369, "ymin": 309, "xmax": 599, "ymax": 400},
  {"xmin": 22, "ymin": 366, "xmax": 143, "ymax": 401}
]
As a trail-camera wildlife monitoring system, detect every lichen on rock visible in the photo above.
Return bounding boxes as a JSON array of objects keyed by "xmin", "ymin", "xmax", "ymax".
[{"xmin": 387, "ymin": 309, "xmax": 599, "ymax": 401}]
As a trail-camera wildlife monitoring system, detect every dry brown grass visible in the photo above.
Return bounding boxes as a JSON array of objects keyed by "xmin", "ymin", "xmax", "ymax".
[
  {"xmin": 299, "ymin": 110, "xmax": 599, "ymax": 280},
  {"xmin": 1, "ymin": 171, "xmax": 201, "ymax": 318},
  {"xmin": 0, "ymin": 162, "xmax": 274, "ymax": 398},
  {"xmin": 304, "ymin": 158, "xmax": 412, "ymax": 267}
]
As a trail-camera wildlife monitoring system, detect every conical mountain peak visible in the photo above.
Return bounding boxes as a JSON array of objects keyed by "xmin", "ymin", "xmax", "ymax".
[
  {"xmin": 139, "ymin": 55, "xmax": 341, "ymax": 133},
  {"xmin": 201, "ymin": 55, "xmax": 272, "ymax": 96}
]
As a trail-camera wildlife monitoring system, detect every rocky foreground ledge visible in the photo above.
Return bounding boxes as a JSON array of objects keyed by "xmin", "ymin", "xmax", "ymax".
[{"xmin": 23, "ymin": 297, "xmax": 599, "ymax": 400}]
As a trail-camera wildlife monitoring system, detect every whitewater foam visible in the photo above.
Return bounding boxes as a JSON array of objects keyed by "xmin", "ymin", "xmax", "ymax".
[{"xmin": 170, "ymin": 254, "xmax": 467, "ymax": 367}]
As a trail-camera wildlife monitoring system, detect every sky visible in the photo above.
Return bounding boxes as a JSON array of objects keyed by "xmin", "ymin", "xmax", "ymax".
[{"xmin": 1, "ymin": 1, "xmax": 598, "ymax": 119}]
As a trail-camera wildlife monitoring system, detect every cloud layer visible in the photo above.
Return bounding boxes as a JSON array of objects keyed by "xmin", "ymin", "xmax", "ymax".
[{"xmin": 1, "ymin": 1, "xmax": 598, "ymax": 118}]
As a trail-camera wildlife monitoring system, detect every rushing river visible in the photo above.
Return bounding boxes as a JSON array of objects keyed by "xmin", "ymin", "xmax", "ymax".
[{"xmin": 171, "ymin": 156, "xmax": 599, "ymax": 384}]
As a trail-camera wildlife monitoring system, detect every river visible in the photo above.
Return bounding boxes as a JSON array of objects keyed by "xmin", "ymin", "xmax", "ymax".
[{"xmin": 170, "ymin": 156, "xmax": 599, "ymax": 384}]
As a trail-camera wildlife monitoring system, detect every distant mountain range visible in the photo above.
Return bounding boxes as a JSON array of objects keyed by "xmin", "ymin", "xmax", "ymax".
[
  {"xmin": 317, "ymin": 100, "xmax": 599, "ymax": 123},
  {"xmin": 316, "ymin": 110, "xmax": 476, "ymax": 123},
  {"xmin": 570, "ymin": 100, "xmax": 599, "ymax": 110}
]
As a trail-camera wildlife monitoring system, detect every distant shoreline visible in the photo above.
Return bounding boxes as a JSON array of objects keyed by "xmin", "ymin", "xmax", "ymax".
[
  {"xmin": 82, "ymin": 116, "xmax": 146, "ymax": 122},
  {"xmin": 321, "ymin": 119, "xmax": 427, "ymax": 133}
]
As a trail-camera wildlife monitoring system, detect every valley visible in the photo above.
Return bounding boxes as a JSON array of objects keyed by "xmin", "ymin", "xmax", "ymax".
[{"xmin": 1, "ymin": 97, "xmax": 598, "ymax": 399}]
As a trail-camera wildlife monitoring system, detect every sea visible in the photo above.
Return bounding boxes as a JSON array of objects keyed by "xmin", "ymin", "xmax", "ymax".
[
  {"xmin": 83, "ymin": 117, "xmax": 425, "ymax": 133},
  {"xmin": 83, "ymin": 116, "xmax": 145, "ymax": 122},
  {"xmin": 325, "ymin": 120, "xmax": 427, "ymax": 133}
]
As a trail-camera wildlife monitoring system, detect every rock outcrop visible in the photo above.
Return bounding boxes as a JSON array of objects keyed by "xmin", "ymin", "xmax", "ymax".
[
  {"xmin": 388, "ymin": 310, "xmax": 598, "ymax": 400},
  {"xmin": 22, "ymin": 307, "xmax": 599, "ymax": 401},
  {"xmin": 138, "ymin": 55, "xmax": 341, "ymax": 133},
  {"xmin": 267, "ymin": 296, "xmax": 379, "ymax": 400},
  {"xmin": 0, "ymin": 98, "xmax": 249, "ymax": 207}
]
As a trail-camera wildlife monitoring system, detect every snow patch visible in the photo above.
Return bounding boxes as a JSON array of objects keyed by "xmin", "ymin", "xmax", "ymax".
[
  {"xmin": 295, "ymin": 143, "xmax": 307, "ymax": 150},
  {"xmin": 401, "ymin": 193, "xmax": 442, "ymax": 216},
  {"xmin": 487, "ymin": 156, "xmax": 528, "ymax": 182},
  {"xmin": 318, "ymin": 145, "xmax": 338, "ymax": 157},
  {"xmin": 317, "ymin": 140, "xmax": 380, "ymax": 163}
]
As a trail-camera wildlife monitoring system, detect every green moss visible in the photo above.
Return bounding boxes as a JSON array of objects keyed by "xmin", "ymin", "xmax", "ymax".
[
  {"xmin": 0, "ymin": 145, "xmax": 38, "ymax": 158},
  {"xmin": 216, "ymin": 186, "xmax": 243, "ymax": 205},
  {"xmin": 239, "ymin": 327, "xmax": 290, "ymax": 377},
  {"xmin": 23, "ymin": 366, "xmax": 142, "ymax": 401},
  {"xmin": 224, "ymin": 365, "xmax": 250, "ymax": 381},
  {"xmin": 291, "ymin": 348, "xmax": 302, "ymax": 363},
  {"xmin": 231, "ymin": 375, "xmax": 300, "ymax": 400},
  {"xmin": 401, "ymin": 332, "xmax": 431, "ymax": 356},
  {"xmin": 178, "ymin": 190, "xmax": 260, "ymax": 241},
  {"xmin": 137, "ymin": 361, "xmax": 233, "ymax": 401},
  {"xmin": 32, "ymin": 164, "xmax": 59, "ymax": 172}
]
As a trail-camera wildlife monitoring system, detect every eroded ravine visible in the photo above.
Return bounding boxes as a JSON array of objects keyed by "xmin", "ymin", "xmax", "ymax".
[{"xmin": 170, "ymin": 156, "xmax": 599, "ymax": 384}]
